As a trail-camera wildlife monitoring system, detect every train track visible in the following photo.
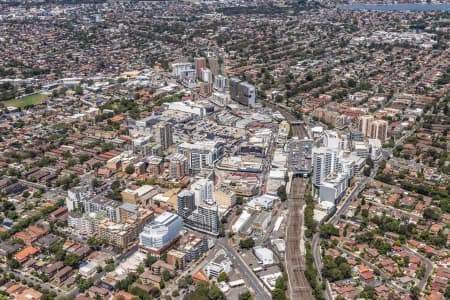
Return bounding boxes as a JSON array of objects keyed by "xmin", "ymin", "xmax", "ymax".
[
  {"xmin": 285, "ymin": 172, "xmax": 314, "ymax": 300},
  {"xmin": 263, "ymin": 100, "xmax": 313, "ymax": 298},
  {"xmin": 285, "ymin": 122, "xmax": 314, "ymax": 300}
]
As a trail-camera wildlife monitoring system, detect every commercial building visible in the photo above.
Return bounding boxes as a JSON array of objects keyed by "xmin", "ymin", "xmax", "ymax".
[
  {"xmin": 229, "ymin": 77, "xmax": 256, "ymax": 107},
  {"xmin": 121, "ymin": 185, "xmax": 158, "ymax": 206},
  {"xmin": 238, "ymin": 82, "xmax": 256, "ymax": 107},
  {"xmin": 139, "ymin": 212, "xmax": 182, "ymax": 254},
  {"xmin": 253, "ymin": 246, "xmax": 274, "ymax": 266}
]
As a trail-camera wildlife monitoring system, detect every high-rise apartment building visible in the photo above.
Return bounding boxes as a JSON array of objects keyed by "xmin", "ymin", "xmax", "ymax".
[
  {"xmin": 154, "ymin": 122, "xmax": 173, "ymax": 151},
  {"xmin": 177, "ymin": 190, "xmax": 196, "ymax": 219},
  {"xmin": 172, "ymin": 62, "xmax": 193, "ymax": 79},
  {"xmin": 201, "ymin": 68, "xmax": 213, "ymax": 83},
  {"xmin": 213, "ymin": 75, "xmax": 228, "ymax": 92},
  {"xmin": 191, "ymin": 179, "xmax": 214, "ymax": 205},
  {"xmin": 194, "ymin": 57, "xmax": 207, "ymax": 79},
  {"xmin": 369, "ymin": 119, "xmax": 388, "ymax": 143},
  {"xmin": 184, "ymin": 200, "xmax": 219, "ymax": 235},
  {"xmin": 358, "ymin": 115, "xmax": 374, "ymax": 138},
  {"xmin": 178, "ymin": 141, "xmax": 224, "ymax": 174},
  {"xmin": 167, "ymin": 153, "xmax": 188, "ymax": 179},
  {"xmin": 312, "ymin": 147, "xmax": 341, "ymax": 187}
]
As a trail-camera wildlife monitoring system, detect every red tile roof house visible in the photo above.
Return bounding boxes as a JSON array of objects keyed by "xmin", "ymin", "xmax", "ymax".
[
  {"xmin": 14, "ymin": 225, "xmax": 48, "ymax": 246},
  {"xmin": 360, "ymin": 270, "xmax": 375, "ymax": 282},
  {"xmin": 14, "ymin": 246, "xmax": 39, "ymax": 264}
]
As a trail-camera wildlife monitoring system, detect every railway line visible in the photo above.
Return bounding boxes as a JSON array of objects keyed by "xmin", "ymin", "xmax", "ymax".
[
  {"xmin": 264, "ymin": 99, "xmax": 313, "ymax": 298},
  {"xmin": 285, "ymin": 176, "xmax": 314, "ymax": 300}
]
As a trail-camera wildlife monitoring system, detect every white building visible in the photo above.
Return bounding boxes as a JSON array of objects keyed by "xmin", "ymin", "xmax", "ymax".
[
  {"xmin": 172, "ymin": 62, "xmax": 193, "ymax": 79},
  {"xmin": 253, "ymin": 246, "xmax": 274, "ymax": 266},
  {"xmin": 191, "ymin": 178, "xmax": 214, "ymax": 205},
  {"xmin": 178, "ymin": 141, "xmax": 223, "ymax": 174},
  {"xmin": 165, "ymin": 101, "xmax": 206, "ymax": 118},
  {"xmin": 214, "ymin": 75, "xmax": 228, "ymax": 92},
  {"xmin": 368, "ymin": 139, "xmax": 382, "ymax": 160},
  {"xmin": 232, "ymin": 210, "xmax": 252, "ymax": 233},
  {"xmin": 312, "ymin": 147, "xmax": 341, "ymax": 187},
  {"xmin": 201, "ymin": 68, "xmax": 213, "ymax": 83},
  {"xmin": 139, "ymin": 212, "xmax": 182, "ymax": 251},
  {"xmin": 318, "ymin": 173, "xmax": 349, "ymax": 204}
]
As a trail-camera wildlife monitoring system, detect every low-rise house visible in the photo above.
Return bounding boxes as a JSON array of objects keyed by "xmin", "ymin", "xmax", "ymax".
[
  {"xmin": 139, "ymin": 270, "xmax": 161, "ymax": 285},
  {"xmin": 54, "ymin": 266, "xmax": 73, "ymax": 285},
  {"xmin": 42, "ymin": 261, "xmax": 65, "ymax": 280},
  {"xmin": 14, "ymin": 246, "xmax": 39, "ymax": 264}
]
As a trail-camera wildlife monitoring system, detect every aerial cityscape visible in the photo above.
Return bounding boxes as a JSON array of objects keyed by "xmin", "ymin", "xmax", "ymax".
[{"xmin": 0, "ymin": 0, "xmax": 449, "ymax": 300}]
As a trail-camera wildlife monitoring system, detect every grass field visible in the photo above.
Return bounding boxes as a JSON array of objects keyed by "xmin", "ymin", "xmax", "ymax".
[{"xmin": 2, "ymin": 93, "xmax": 48, "ymax": 108}]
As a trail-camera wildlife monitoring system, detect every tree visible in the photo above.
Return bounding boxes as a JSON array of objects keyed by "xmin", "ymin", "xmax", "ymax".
[
  {"xmin": 239, "ymin": 290, "xmax": 252, "ymax": 300},
  {"xmin": 217, "ymin": 272, "xmax": 229, "ymax": 282},
  {"xmin": 320, "ymin": 223, "xmax": 339, "ymax": 238},
  {"xmin": 162, "ymin": 270, "xmax": 171, "ymax": 281},
  {"xmin": 239, "ymin": 237, "xmax": 255, "ymax": 249},
  {"xmin": 277, "ymin": 185, "xmax": 287, "ymax": 202},
  {"xmin": 74, "ymin": 85, "xmax": 83, "ymax": 95},
  {"xmin": 423, "ymin": 207, "xmax": 441, "ymax": 221},
  {"xmin": 125, "ymin": 165, "xmax": 135, "ymax": 174},
  {"xmin": 64, "ymin": 253, "xmax": 81, "ymax": 267},
  {"xmin": 208, "ymin": 283, "xmax": 225, "ymax": 300},
  {"xmin": 8, "ymin": 259, "xmax": 20, "ymax": 269}
]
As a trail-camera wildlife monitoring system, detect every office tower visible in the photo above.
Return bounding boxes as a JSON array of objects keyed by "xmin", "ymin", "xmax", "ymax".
[
  {"xmin": 201, "ymin": 68, "xmax": 213, "ymax": 83},
  {"xmin": 177, "ymin": 190, "xmax": 196, "ymax": 219},
  {"xmin": 369, "ymin": 120, "xmax": 388, "ymax": 143},
  {"xmin": 214, "ymin": 75, "xmax": 228, "ymax": 92},
  {"xmin": 191, "ymin": 178, "xmax": 214, "ymax": 205},
  {"xmin": 358, "ymin": 115, "xmax": 374, "ymax": 138},
  {"xmin": 139, "ymin": 212, "xmax": 182, "ymax": 252},
  {"xmin": 312, "ymin": 147, "xmax": 341, "ymax": 187},
  {"xmin": 155, "ymin": 122, "xmax": 173, "ymax": 151},
  {"xmin": 172, "ymin": 63, "xmax": 193, "ymax": 79},
  {"xmin": 238, "ymin": 82, "xmax": 256, "ymax": 107},
  {"xmin": 229, "ymin": 77, "xmax": 241, "ymax": 101},
  {"xmin": 194, "ymin": 57, "xmax": 207, "ymax": 79}
]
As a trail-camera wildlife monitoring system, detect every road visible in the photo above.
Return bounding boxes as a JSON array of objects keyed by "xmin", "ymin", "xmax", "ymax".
[{"xmin": 215, "ymin": 238, "xmax": 271, "ymax": 300}]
